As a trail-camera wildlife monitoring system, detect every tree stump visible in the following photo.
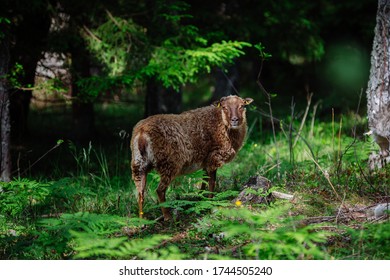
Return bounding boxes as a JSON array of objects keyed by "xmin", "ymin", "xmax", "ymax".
[
  {"xmin": 368, "ymin": 152, "xmax": 390, "ymax": 169},
  {"xmin": 232, "ymin": 176, "xmax": 273, "ymax": 205}
]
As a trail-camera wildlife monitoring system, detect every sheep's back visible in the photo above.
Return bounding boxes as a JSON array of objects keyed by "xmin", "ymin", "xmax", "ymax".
[{"xmin": 132, "ymin": 106, "xmax": 218, "ymax": 175}]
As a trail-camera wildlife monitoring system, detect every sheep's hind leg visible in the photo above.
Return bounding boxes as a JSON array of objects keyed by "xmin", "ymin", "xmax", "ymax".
[
  {"xmin": 134, "ymin": 174, "xmax": 147, "ymax": 219},
  {"xmin": 156, "ymin": 175, "xmax": 174, "ymax": 221},
  {"xmin": 132, "ymin": 163, "xmax": 147, "ymax": 219}
]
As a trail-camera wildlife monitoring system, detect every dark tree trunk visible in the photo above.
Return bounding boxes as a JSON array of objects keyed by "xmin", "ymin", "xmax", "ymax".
[
  {"xmin": 9, "ymin": 80, "xmax": 33, "ymax": 144},
  {"xmin": 367, "ymin": 0, "xmax": 390, "ymax": 168},
  {"xmin": 0, "ymin": 34, "xmax": 11, "ymax": 182},
  {"xmin": 70, "ymin": 45, "xmax": 96, "ymax": 142},
  {"xmin": 9, "ymin": 10, "xmax": 51, "ymax": 144},
  {"xmin": 145, "ymin": 78, "xmax": 182, "ymax": 117},
  {"xmin": 211, "ymin": 63, "xmax": 239, "ymax": 102}
]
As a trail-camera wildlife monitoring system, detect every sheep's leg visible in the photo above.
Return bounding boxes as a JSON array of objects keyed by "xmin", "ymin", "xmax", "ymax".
[
  {"xmin": 207, "ymin": 170, "xmax": 217, "ymax": 193},
  {"xmin": 156, "ymin": 176, "xmax": 173, "ymax": 221},
  {"xmin": 133, "ymin": 172, "xmax": 147, "ymax": 219},
  {"xmin": 131, "ymin": 158, "xmax": 148, "ymax": 219},
  {"xmin": 207, "ymin": 147, "xmax": 236, "ymax": 171}
]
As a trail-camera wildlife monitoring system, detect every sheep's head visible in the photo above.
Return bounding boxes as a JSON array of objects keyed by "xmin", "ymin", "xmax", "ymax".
[{"xmin": 213, "ymin": 95, "xmax": 253, "ymax": 129}]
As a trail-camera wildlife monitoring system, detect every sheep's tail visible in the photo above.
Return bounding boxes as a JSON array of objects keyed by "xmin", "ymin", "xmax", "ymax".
[
  {"xmin": 132, "ymin": 130, "xmax": 153, "ymax": 169},
  {"xmin": 137, "ymin": 132, "xmax": 148, "ymax": 158}
]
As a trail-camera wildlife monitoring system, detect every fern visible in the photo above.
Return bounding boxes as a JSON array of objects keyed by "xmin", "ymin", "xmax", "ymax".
[
  {"xmin": 0, "ymin": 179, "xmax": 51, "ymax": 218},
  {"xmin": 208, "ymin": 204, "xmax": 331, "ymax": 260},
  {"xmin": 67, "ymin": 213, "xmax": 185, "ymax": 259},
  {"xmin": 145, "ymin": 40, "xmax": 251, "ymax": 90},
  {"xmin": 342, "ymin": 222, "xmax": 390, "ymax": 259},
  {"xmin": 71, "ymin": 231, "xmax": 174, "ymax": 259},
  {"xmin": 159, "ymin": 189, "xmax": 239, "ymax": 215},
  {"xmin": 83, "ymin": 14, "xmax": 147, "ymax": 77},
  {"xmin": 29, "ymin": 212, "xmax": 140, "ymax": 258},
  {"xmin": 31, "ymin": 212, "xmax": 184, "ymax": 259},
  {"xmin": 37, "ymin": 212, "xmax": 144, "ymax": 236},
  {"xmin": 83, "ymin": 3, "xmax": 252, "ymax": 93},
  {"xmin": 186, "ymin": 190, "xmax": 239, "ymax": 214}
]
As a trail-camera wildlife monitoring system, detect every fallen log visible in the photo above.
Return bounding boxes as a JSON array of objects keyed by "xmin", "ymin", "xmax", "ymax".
[
  {"xmin": 272, "ymin": 191, "xmax": 294, "ymax": 200},
  {"xmin": 366, "ymin": 203, "xmax": 389, "ymax": 220},
  {"xmin": 368, "ymin": 152, "xmax": 390, "ymax": 170}
]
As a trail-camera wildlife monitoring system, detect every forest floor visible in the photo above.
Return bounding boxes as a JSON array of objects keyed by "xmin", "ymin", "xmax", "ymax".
[{"xmin": 0, "ymin": 101, "xmax": 389, "ymax": 260}]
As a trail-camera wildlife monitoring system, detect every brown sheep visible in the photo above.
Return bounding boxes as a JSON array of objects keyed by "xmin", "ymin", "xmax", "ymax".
[{"xmin": 130, "ymin": 95, "xmax": 253, "ymax": 220}]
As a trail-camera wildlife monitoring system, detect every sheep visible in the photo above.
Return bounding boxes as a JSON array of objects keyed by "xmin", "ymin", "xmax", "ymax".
[{"xmin": 130, "ymin": 95, "xmax": 253, "ymax": 220}]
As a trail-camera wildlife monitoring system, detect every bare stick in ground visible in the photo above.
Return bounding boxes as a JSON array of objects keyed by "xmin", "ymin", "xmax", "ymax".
[
  {"xmin": 305, "ymin": 150, "xmax": 344, "ymax": 204},
  {"xmin": 293, "ymin": 92, "xmax": 313, "ymax": 148},
  {"xmin": 256, "ymin": 50, "xmax": 280, "ymax": 179},
  {"xmin": 309, "ymin": 100, "xmax": 321, "ymax": 139}
]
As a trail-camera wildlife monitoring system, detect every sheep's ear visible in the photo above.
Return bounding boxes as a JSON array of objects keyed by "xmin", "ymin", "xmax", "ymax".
[
  {"xmin": 212, "ymin": 100, "xmax": 221, "ymax": 107},
  {"xmin": 244, "ymin": 98, "xmax": 254, "ymax": 105},
  {"xmin": 213, "ymin": 96, "xmax": 227, "ymax": 107}
]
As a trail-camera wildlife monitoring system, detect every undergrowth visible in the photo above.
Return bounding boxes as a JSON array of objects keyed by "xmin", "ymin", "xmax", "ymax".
[{"xmin": 0, "ymin": 104, "xmax": 389, "ymax": 260}]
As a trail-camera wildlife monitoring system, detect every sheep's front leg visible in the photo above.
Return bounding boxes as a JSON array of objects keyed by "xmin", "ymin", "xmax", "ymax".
[
  {"xmin": 207, "ymin": 169, "xmax": 217, "ymax": 193},
  {"xmin": 208, "ymin": 146, "xmax": 236, "ymax": 170},
  {"xmin": 207, "ymin": 169, "xmax": 217, "ymax": 198},
  {"xmin": 156, "ymin": 175, "xmax": 174, "ymax": 221}
]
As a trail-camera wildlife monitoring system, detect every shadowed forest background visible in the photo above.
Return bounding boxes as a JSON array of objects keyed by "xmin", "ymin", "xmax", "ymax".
[{"xmin": 0, "ymin": 0, "xmax": 389, "ymax": 260}]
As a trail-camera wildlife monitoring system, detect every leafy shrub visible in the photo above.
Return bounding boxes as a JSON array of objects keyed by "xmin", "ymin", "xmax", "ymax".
[
  {"xmin": 71, "ymin": 231, "xmax": 185, "ymax": 260},
  {"xmin": 49, "ymin": 177, "xmax": 97, "ymax": 212},
  {"xmin": 25, "ymin": 212, "xmax": 185, "ymax": 259},
  {"xmin": 160, "ymin": 189, "xmax": 239, "ymax": 217},
  {"xmin": 0, "ymin": 179, "xmax": 51, "ymax": 219},
  {"xmin": 29, "ymin": 212, "xmax": 131, "ymax": 257},
  {"xmin": 203, "ymin": 204, "xmax": 331, "ymax": 260},
  {"xmin": 341, "ymin": 222, "xmax": 390, "ymax": 259}
]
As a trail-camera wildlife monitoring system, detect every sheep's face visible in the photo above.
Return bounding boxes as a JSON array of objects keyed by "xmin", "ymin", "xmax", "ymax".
[{"xmin": 214, "ymin": 95, "xmax": 253, "ymax": 129}]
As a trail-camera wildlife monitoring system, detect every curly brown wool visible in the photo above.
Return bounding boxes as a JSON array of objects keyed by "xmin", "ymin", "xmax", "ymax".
[{"xmin": 130, "ymin": 95, "xmax": 253, "ymax": 220}]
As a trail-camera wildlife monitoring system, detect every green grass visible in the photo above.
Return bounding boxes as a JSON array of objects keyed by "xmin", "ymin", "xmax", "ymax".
[{"xmin": 0, "ymin": 101, "xmax": 389, "ymax": 260}]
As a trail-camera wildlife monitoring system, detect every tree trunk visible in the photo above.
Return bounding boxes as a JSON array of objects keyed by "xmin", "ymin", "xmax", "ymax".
[
  {"xmin": 9, "ymin": 10, "xmax": 50, "ymax": 144},
  {"xmin": 367, "ymin": 0, "xmax": 390, "ymax": 167},
  {"xmin": 145, "ymin": 78, "xmax": 182, "ymax": 117},
  {"xmin": 9, "ymin": 77, "xmax": 33, "ymax": 144},
  {"xmin": 0, "ymin": 34, "xmax": 11, "ymax": 182},
  {"xmin": 70, "ymin": 45, "xmax": 96, "ymax": 142}
]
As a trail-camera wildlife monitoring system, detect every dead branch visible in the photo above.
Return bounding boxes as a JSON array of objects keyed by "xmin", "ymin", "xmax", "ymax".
[
  {"xmin": 309, "ymin": 100, "xmax": 322, "ymax": 139},
  {"xmin": 82, "ymin": 25, "xmax": 102, "ymax": 42},
  {"xmin": 271, "ymin": 191, "xmax": 294, "ymax": 200},
  {"xmin": 293, "ymin": 92, "xmax": 313, "ymax": 147}
]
